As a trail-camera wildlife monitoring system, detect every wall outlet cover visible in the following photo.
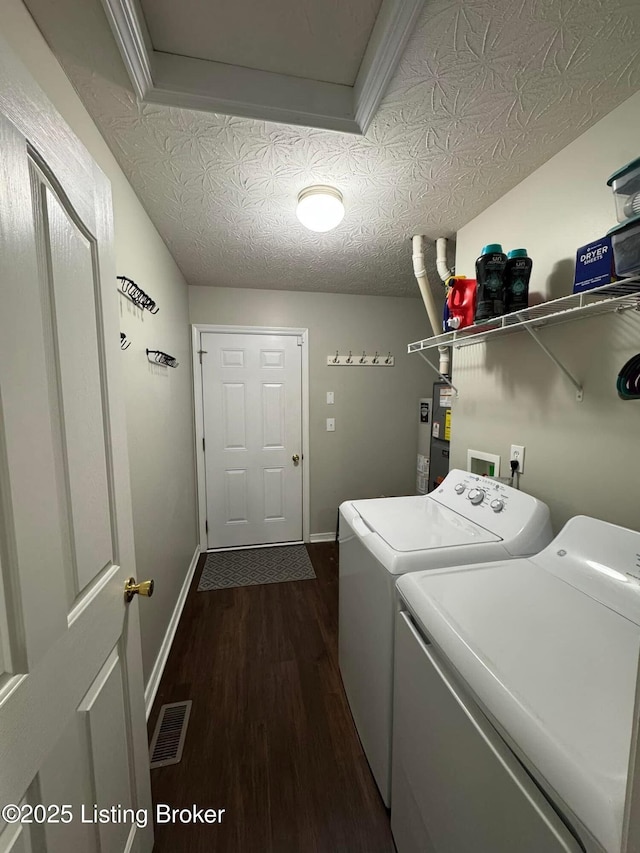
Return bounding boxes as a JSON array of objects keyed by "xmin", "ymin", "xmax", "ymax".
[
  {"xmin": 326, "ymin": 418, "xmax": 335, "ymax": 432},
  {"xmin": 510, "ymin": 444, "xmax": 526, "ymax": 473}
]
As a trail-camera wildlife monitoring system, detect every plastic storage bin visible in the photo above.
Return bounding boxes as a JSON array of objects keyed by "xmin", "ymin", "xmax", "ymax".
[
  {"xmin": 607, "ymin": 214, "xmax": 640, "ymax": 277},
  {"xmin": 607, "ymin": 157, "xmax": 640, "ymax": 223}
]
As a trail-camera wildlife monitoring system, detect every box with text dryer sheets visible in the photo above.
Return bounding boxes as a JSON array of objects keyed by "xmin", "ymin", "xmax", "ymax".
[{"xmin": 573, "ymin": 236, "xmax": 617, "ymax": 293}]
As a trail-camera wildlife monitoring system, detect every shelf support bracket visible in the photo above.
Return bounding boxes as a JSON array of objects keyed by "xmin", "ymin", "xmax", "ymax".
[
  {"xmin": 523, "ymin": 326, "xmax": 583, "ymax": 401},
  {"xmin": 417, "ymin": 352, "xmax": 459, "ymax": 396}
]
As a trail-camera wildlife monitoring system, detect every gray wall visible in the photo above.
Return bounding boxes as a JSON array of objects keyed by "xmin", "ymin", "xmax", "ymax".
[
  {"xmin": 6, "ymin": 0, "xmax": 198, "ymax": 685},
  {"xmin": 116, "ymin": 224, "xmax": 197, "ymax": 689},
  {"xmin": 452, "ymin": 90, "xmax": 640, "ymax": 534},
  {"xmin": 189, "ymin": 286, "xmax": 436, "ymax": 534}
]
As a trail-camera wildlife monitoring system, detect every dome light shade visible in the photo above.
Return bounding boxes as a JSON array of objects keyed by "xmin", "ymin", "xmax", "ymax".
[{"xmin": 296, "ymin": 185, "xmax": 344, "ymax": 232}]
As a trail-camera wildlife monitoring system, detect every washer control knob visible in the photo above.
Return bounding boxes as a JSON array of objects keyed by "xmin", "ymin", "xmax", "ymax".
[
  {"xmin": 490, "ymin": 499, "xmax": 504, "ymax": 513},
  {"xmin": 468, "ymin": 488, "xmax": 485, "ymax": 505},
  {"xmin": 454, "ymin": 483, "xmax": 466, "ymax": 494}
]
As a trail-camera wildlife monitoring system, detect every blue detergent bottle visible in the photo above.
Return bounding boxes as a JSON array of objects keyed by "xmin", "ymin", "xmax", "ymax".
[
  {"xmin": 504, "ymin": 249, "xmax": 532, "ymax": 313},
  {"xmin": 475, "ymin": 243, "xmax": 506, "ymax": 321}
]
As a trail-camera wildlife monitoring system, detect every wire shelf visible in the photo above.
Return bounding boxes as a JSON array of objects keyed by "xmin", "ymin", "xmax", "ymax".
[{"xmin": 407, "ymin": 277, "xmax": 640, "ymax": 353}]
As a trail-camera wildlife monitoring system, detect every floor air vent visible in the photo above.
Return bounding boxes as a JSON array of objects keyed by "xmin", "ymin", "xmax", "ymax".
[{"xmin": 149, "ymin": 700, "xmax": 192, "ymax": 769}]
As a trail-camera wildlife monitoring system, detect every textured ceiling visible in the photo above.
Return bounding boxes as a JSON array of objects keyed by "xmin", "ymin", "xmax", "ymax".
[
  {"xmin": 140, "ymin": 0, "xmax": 382, "ymax": 86},
  {"xmin": 27, "ymin": 0, "xmax": 640, "ymax": 297}
]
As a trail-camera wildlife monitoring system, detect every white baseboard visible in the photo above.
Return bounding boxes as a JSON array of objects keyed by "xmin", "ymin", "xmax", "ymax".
[
  {"xmin": 144, "ymin": 544, "xmax": 201, "ymax": 719},
  {"xmin": 309, "ymin": 532, "xmax": 336, "ymax": 543}
]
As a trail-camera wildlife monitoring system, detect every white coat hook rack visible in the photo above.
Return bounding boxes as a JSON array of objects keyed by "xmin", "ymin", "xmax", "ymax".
[{"xmin": 327, "ymin": 350, "xmax": 394, "ymax": 366}]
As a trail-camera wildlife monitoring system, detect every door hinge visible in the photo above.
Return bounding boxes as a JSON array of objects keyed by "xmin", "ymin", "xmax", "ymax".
[
  {"xmin": 202, "ymin": 437, "xmax": 205, "ymax": 452},
  {"xmin": 198, "ymin": 349, "xmax": 208, "ymax": 364}
]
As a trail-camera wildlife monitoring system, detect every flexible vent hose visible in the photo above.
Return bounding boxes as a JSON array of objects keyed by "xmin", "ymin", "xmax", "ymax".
[{"xmin": 617, "ymin": 353, "xmax": 640, "ymax": 400}]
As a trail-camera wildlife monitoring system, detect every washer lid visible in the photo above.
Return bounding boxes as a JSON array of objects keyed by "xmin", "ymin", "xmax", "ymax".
[
  {"xmin": 398, "ymin": 555, "xmax": 640, "ymax": 853},
  {"xmin": 351, "ymin": 495, "xmax": 500, "ymax": 552}
]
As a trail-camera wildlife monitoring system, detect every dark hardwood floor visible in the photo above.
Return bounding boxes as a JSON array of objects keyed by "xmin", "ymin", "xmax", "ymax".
[{"xmin": 148, "ymin": 543, "xmax": 394, "ymax": 853}]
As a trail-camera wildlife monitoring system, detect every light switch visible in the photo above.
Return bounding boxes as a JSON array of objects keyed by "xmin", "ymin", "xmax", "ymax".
[
  {"xmin": 327, "ymin": 391, "xmax": 334, "ymax": 404},
  {"xmin": 326, "ymin": 418, "xmax": 335, "ymax": 432}
]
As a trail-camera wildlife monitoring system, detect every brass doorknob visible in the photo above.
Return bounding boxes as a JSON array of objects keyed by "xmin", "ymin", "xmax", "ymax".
[
  {"xmin": 124, "ymin": 577, "xmax": 155, "ymax": 603},
  {"xmin": 292, "ymin": 454, "xmax": 300, "ymax": 464}
]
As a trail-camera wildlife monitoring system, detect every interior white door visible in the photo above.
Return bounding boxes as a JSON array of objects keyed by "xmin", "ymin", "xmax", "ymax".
[
  {"xmin": 0, "ymin": 40, "xmax": 152, "ymax": 853},
  {"xmin": 201, "ymin": 331, "xmax": 303, "ymax": 548}
]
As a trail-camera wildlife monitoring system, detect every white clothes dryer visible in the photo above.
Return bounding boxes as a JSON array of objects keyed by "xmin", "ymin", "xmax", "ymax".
[
  {"xmin": 392, "ymin": 515, "xmax": 640, "ymax": 853},
  {"xmin": 338, "ymin": 468, "xmax": 552, "ymax": 806}
]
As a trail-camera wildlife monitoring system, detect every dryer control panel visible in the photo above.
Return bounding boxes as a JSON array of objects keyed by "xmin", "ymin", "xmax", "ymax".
[
  {"xmin": 431, "ymin": 470, "xmax": 552, "ymax": 556},
  {"xmin": 455, "ymin": 481, "xmax": 504, "ymax": 511}
]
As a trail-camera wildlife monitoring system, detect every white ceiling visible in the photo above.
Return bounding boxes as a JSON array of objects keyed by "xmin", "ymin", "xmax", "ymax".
[
  {"xmin": 140, "ymin": 0, "xmax": 383, "ymax": 86},
  {"xmin": 25, "ymin": 0, "xmax": 640, "ymax": 297}
]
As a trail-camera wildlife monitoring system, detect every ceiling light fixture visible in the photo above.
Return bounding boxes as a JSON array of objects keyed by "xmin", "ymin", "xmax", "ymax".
[{"xmin": 296, "ymin": 185, "xmax": 345, "ymax": 233}]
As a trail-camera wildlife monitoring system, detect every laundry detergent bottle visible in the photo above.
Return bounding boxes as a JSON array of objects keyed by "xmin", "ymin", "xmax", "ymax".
[
  {"xmin": 504, "ymin": 249, "xmax": 532, "ymax": 313},
  {"xmin": 446, "ymin": 276, "xmax": 477, "ymax": 330},
  {"xmin": 475, "ymin": 243, "xmax": 506, "ymax": 321}
]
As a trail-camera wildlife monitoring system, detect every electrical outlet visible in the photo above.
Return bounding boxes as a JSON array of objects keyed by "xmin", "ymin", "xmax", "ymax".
[
  {"xmin": 327, "ymin": 391, "xmax": 334, "ymax": 404},
  {"xmin": 326, "ymin": 418, "xmax": 335, "ymax": 432},
  {"xmin": 510, "ymin": 444, "xmax": 526, "ymax": 473}
]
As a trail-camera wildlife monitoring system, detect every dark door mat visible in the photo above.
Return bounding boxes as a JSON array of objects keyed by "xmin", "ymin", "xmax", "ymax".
[{"xmin": 198, "ymin": 544, "xmax": 316, "ymax": 591}]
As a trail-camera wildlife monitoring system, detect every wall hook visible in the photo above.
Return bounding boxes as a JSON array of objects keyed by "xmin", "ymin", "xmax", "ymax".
[
  {"xmin": 360, "ymin": 350, "xmax": 367, "ymax": 364},
  {"xmin": 385, "ymin": 352, "xmax": 393, "ymax": 364},
  {"xmin": 372, "ymin": 352, "xmax": 379, "ymax": 364},
  {"xmin": 120, "ymin": 332, "xmax": 131, "ymax": 350},
  {"xmin": 146, "ymin": 348, "xmax": 179, "ymax": 368},
  {"xmin": 333, "ymin": 350, "xmax": 339, "ymax": 364},
  {"xmin": 117, "ymin": 276, "xmax": 159, "ymax": 314},
  {"xmin": 346, "ymin": 350, "xmax": 353, "ymax": 364}
]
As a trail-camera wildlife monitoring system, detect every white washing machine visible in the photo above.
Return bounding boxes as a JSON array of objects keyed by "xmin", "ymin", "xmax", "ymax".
[
  {"xmin": 392, "ymin": 515, "xmax": 640, "ymax": 853},
  {"xmin": 338, "ymin": 469, "xmax": 552, "ymax": 806}
]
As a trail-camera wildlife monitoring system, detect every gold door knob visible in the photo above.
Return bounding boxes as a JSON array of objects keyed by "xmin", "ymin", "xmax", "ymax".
[
  {"xmin": 292, "ymin": 454, "xmax": 300, "ymax": 464},
  {"xmin": 124, "ymin": 577, "xmax": 155, "ymax": 603}
]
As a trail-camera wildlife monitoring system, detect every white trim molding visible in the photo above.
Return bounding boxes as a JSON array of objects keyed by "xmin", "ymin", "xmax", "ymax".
[
  {"xmin": 99, "ymin": 0, "xmax": 424, "ymax": 134},
  {"xmin": 191, "ymin": 324, "xmax": 311, "ymax": 552},
  {"xmin": 309, "ymin": 532, "xmax": 336, "ymax": 543},
  {"xmin": 144, "ymin": 545, "xmax": 200, "ymax": 719},
  {"xmin": 354, "ymin": 0, "xmax": 425, "ymax": 132},
  {"xmin": 99, "ymin": 0, "xmax": 153, "ymax": 99}
]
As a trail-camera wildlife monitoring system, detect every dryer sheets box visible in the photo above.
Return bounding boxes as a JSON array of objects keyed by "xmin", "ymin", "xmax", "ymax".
[{"xmin": 573, "ymin": 236, "xmax": 617, "ymax": 293}]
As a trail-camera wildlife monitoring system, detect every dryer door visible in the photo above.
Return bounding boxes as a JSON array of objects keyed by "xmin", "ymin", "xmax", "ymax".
[{"xmin": 390, "ymin": 612, "xmax": 583, "ymax": 853}]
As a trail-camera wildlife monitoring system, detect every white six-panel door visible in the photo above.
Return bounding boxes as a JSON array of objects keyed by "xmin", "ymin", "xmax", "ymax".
[
  {"xmin": 0, "ymin": 36, "xmax": 152, "ymax": 853},
  {"xmin": 201, "ymin": 332, "xmax": 303, "ymax": 548}
]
